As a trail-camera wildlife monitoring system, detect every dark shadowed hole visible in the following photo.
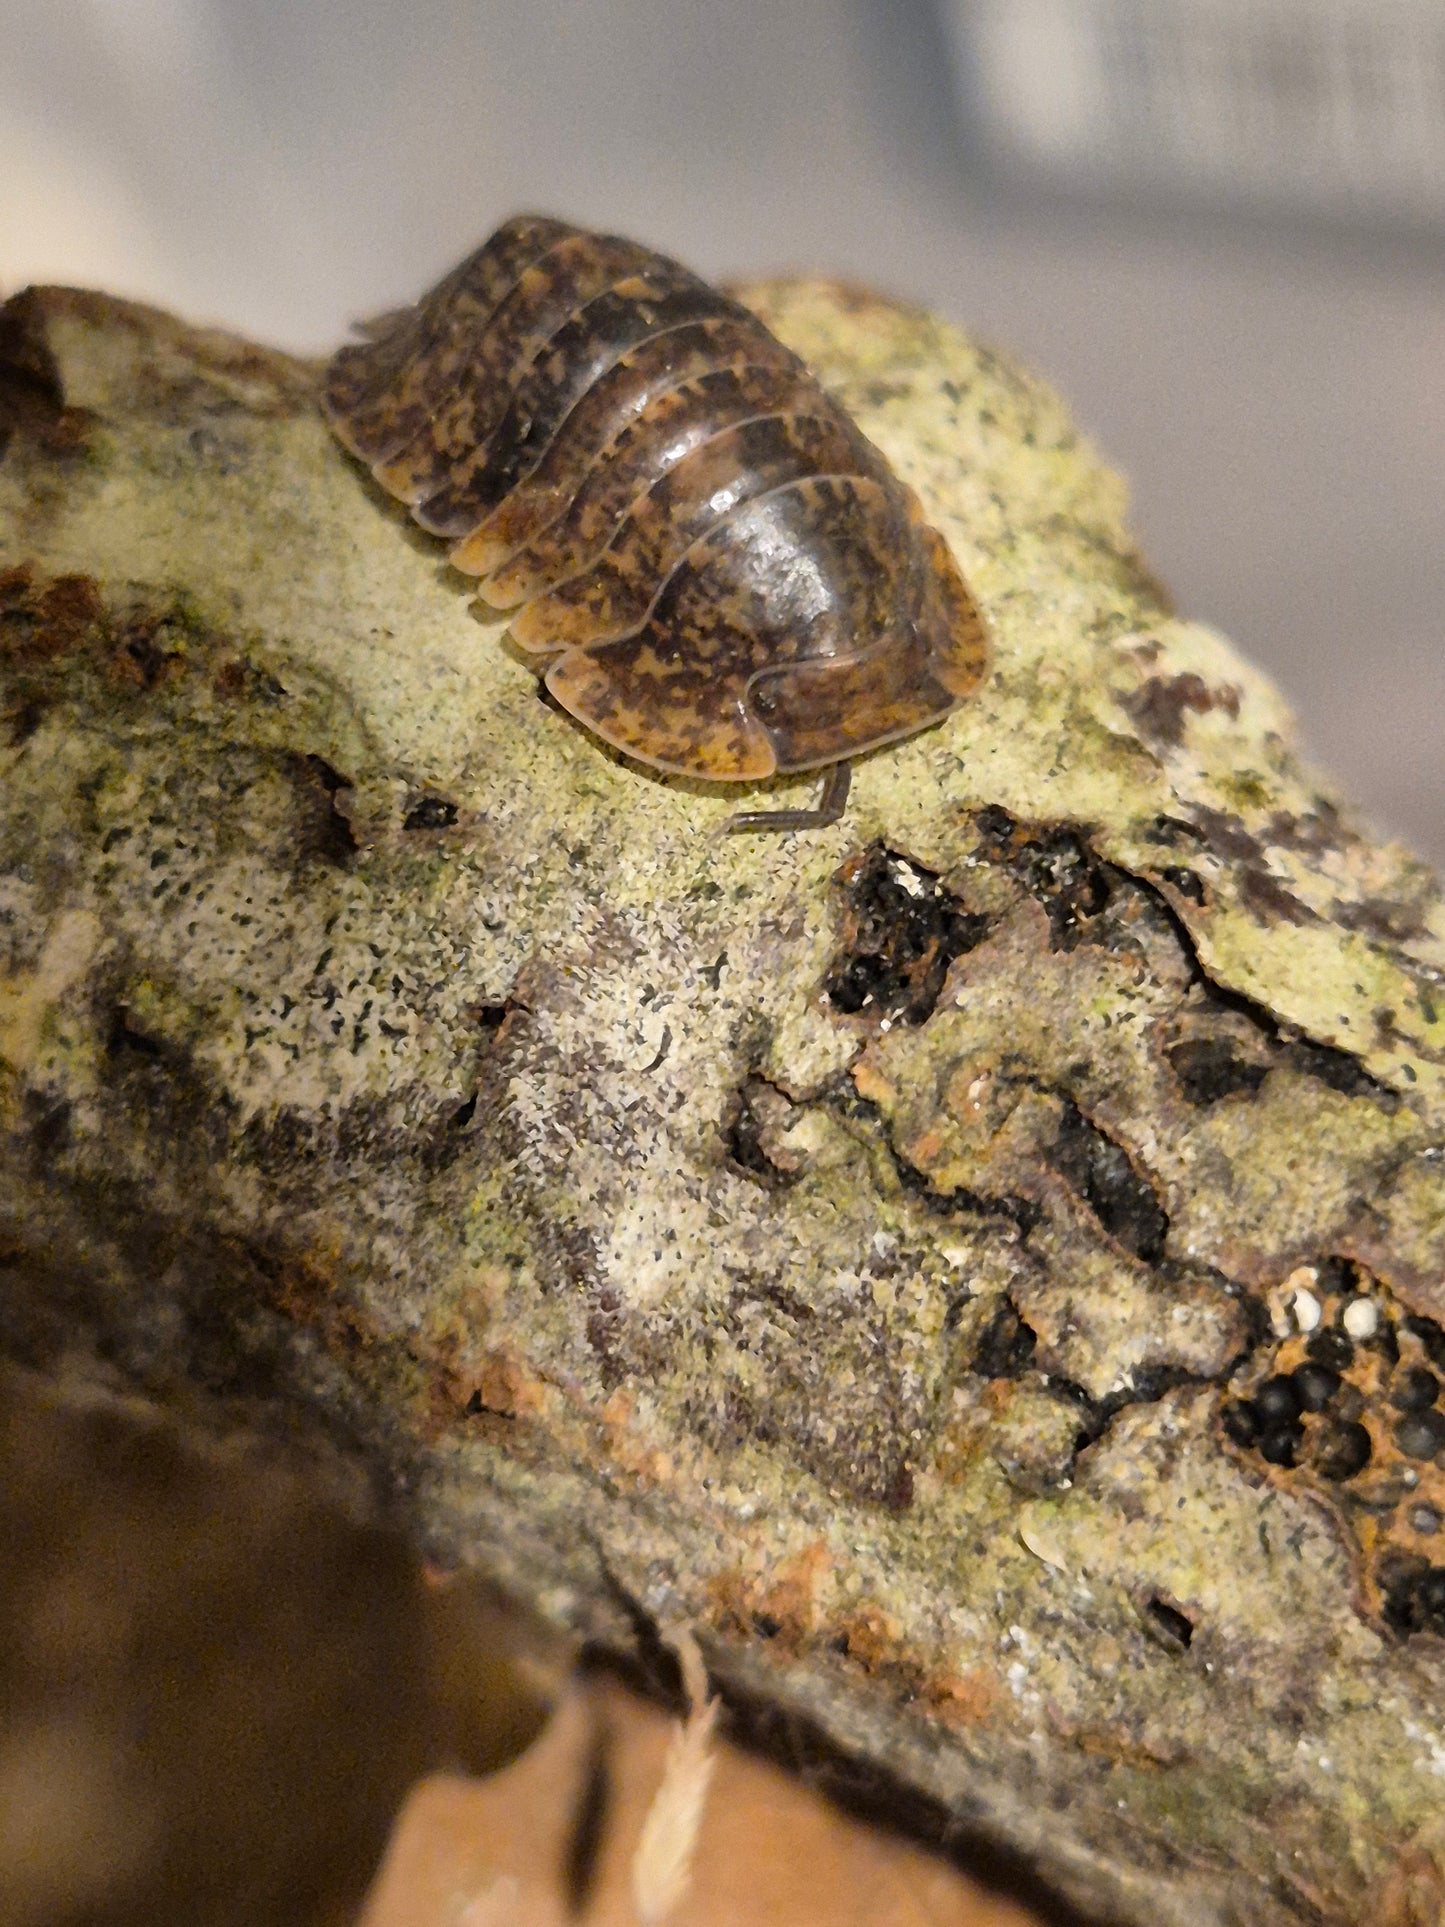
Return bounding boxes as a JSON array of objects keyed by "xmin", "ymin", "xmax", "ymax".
[
  {"xmin": 402, "ymin": 796, "xmax": 459, "ymax": 831},
  {"xmin": 108, "ymin": 1009, "xmax": 166, "ymax": 1060},
  {"xmin": 969, "ymin": 1299, "xmax": 1037, "ymax": 1379},
  {"xmin": 1167, "ymin": 1036, "xmax": 1269, "ymax": 1105},
  {"xmin": 295, "ymin": 754, "xmax": 358, "ymax": 864},
  {"xmin": 0, "ymin": 290, "xmax": 66, "ymax": 451},
  {"xmin": 1143, "ymin": 1596, "xmax": 1194, "ymax": 1650},
  {"xmin": 1284, "ymin": 1038, "xmax": 1397, "ymax": 1105},
  {"xmin": 1160, "ymin": 866, "xmax": 1207, "ymax": 903},
  {"xmin": 1047, "ymin": 1098, "xmax": 1169, "ymax": 1262},
  {"xmin": 724, "ymin": 1078, "xmax": 799, "ymax": 1187}
]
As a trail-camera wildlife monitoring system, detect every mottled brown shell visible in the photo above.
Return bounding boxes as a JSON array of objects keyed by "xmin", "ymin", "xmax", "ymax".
[{"xmin": 323, "ymin": 216, "xmax": 989, "ymax": 782}]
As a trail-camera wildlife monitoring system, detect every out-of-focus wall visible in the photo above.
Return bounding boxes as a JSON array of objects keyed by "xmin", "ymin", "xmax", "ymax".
[{"xmin": 4, "ymin": 0, "xmax": 1442, "ymax": 860}]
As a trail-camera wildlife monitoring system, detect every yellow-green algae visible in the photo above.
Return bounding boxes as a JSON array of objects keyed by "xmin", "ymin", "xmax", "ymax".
[{"xmin": 3, "ymin": 280, "xmax": 1445, "ymax": 1926}]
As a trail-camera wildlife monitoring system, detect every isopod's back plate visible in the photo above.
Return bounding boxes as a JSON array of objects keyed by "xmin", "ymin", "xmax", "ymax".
[
  {"xmin": 4, "ymin": 274, "xmax": 1445, "ymax": 1927},
  {"xmin": 323, "ymin": 222, "xmax": 989, "ymax": 782}
]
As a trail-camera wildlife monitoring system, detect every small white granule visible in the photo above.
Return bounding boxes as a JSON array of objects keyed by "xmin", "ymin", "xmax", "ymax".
[{"xmin": 1342, "ymin": 1298, "xmax": 1379, "ymax": 1339}]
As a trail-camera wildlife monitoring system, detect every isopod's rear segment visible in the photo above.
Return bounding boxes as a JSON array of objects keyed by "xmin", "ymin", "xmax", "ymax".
[
  {"xmin": 323, "ymin": 217, "xmax": 990, "ymax": 784},
  {"xmin": 543, "ymin": 478, "xmax": 987, "ymax": 778}
]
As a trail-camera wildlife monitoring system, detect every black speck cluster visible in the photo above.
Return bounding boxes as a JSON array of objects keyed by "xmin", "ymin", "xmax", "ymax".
[
  {"xmin": 825, "ymin": 847, "xmax": 990, "ymax": 1024},
  {"xmin": 1221, "ymin": 1265, "xmax": 1445, "ymax": 1638},
  {"xmin": 1381, "ymin": 1556, "xmax": 1445, "ymax": 1637}
]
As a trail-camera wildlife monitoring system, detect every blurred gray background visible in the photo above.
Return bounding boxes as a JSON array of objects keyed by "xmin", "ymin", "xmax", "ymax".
[{"xmin": 4, "ymin": 0, "xmax": 1442, "ymax": 861}]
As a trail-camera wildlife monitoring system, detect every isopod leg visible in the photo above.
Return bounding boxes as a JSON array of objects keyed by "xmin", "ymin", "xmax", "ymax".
[{"xmin": 726, "ymin": 759, "xmax": 851, "ymax": 834}]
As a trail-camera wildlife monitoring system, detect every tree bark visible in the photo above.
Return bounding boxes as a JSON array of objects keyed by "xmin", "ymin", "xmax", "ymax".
[{"xmin": 3, "ymin": 278, "xmax": 1444, "ymax": 1926}]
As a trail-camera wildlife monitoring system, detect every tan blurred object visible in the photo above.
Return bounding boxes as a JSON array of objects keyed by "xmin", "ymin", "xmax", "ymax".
[
  {"xmin": 361, "ymin": 1676, "xmax": 1046, "ymax": 1927},
  {"xmin": 0, "ymin": 1358, "xmax": 432, "ymax": 1927},
  {"xmin": 1372, "ymin": 1829, "xmax": 1445, "ymax": 1927}
]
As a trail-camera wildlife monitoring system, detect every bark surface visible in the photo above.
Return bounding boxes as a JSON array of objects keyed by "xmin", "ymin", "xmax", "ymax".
[{"xmin": 3, "ymin": 279, "xmax": 1445, "ymax": 1925}]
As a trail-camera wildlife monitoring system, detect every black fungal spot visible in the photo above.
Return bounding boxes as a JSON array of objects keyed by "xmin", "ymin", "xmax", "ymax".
[
  {"xmin": 969, "ymin": 1299, "xmax": 1037, "ymax": 1379},
  {"xmin": 1291, "ymin": 1362, "xmax": 1341, "ymax": 1412},
  {"xmin": 1394, "ymin": 1410, "xmax": 1445, "ymax": 1461},
  {"xmin": 1314, "ymin": 1417, "xmax": 1372, "ymax": 1482},
  {"xmin": 1258, "ymin": 1424, "xmax": 1302, "ymax": 1467},
  {"xmin": 402, "ymin": 795, "xmax": 459, "ymax": 831},
  {"xmin": 477, "ymin": 1004, "xmax": 510, "ymax": 1031},
  {"xmin": 1380, "ymin": 1556, "xmax": 1445, "ymax": 1638},
  {"xmin": 824, "ymin": 846, "xmax": 990, "ymax": 1024},
  {"xmin": 1390, "ymin": 1367, "xmax": 1440, "ymax": 1413},
  {"xmin": 1255, "ymin": 1375, "xmax": 1303, "ymax": 1427},
  {"xmin": 1283, "ymin": 1039, "xmax": 1394, "ymax": 1104},
  {"xmin": 1046, "ymin": 1098, "xmax": 1168, "ymax": 1262},
  {"xmin": 1143, "ymin": 1596, "xmax": 1194, "ymax": 1650},
  {"xmin": 972, "ymin": 811, "xmax": 1115, "ymax": 950},
  {"xmin": 1405, "ymin": 1316, "xmax": 1445, "ymax": 1373},
  {"xmin": 1222, "ymin": 1399, "xmax": 1260, "ymax": 1448},
  {"xmin": 1307, "ymin": 1327, "xmax": 1354, "ymax": 1372},
  {"xmin": 1167, "ymin": 1037, "xmax": 1269, "ymax": 1106}
]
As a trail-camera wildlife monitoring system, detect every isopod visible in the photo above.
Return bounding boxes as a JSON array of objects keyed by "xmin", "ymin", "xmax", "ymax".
[{"xmin": 324, "ymin": 216, "xmax": 989, "ymax": 829}]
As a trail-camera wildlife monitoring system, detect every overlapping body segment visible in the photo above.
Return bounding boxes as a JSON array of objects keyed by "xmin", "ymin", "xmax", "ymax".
[{"xmin": 323, "ymin": 217, "xmax": 989, "ymax": 790}]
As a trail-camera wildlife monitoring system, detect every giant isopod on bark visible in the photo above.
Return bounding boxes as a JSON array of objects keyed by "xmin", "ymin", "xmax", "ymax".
[{"xmin": 323, "ymin": 216, "xmax": 989, "ymax": 829}]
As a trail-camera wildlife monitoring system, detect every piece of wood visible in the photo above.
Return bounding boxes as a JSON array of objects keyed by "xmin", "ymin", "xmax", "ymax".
[
  {"xmin": 3, "ymin": 276, "xmax": 1445, "ymax": 1925},
  {"xmin": 360, "ymin": 1674, "xmax": 1047, "ymax": 1927}
]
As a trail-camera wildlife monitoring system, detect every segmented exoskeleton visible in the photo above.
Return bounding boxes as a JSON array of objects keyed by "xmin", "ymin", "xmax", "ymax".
[{"xmin": 324, "ymin": 216, "xmax": 988, "ymax": 827}]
